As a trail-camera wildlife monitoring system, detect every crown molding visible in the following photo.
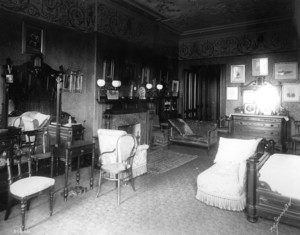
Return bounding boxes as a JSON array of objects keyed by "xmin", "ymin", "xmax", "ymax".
[{"xmin": 180, "ymin": 17, "xmax": 294, "ymax": 38}]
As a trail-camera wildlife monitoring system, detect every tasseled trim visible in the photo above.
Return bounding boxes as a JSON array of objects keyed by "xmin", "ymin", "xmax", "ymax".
[
  {"xmin": 132, "ymin": 165, "xmax": 147, "ymax": 178},
  {"xmin": 196, "ymin": 189, "xmax": 246, "ymax": 211}
]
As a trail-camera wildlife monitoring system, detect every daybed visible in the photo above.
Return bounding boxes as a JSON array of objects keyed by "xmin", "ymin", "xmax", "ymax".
[
  {"xmin": 246, "ymin": 140, "xmax": 300, "ymax": 228},
  {"xmin": 168, "ymin": 118, "xmax": 218, "ymax": 155}
]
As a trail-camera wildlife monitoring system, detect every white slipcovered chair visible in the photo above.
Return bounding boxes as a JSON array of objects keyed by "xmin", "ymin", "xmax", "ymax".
[
  {"xmin": 96, "ymin": 129, "xmax": 149, "ymax": 178},
  {"xmin": 196, "ymin": 137, "xmax": 262, "ymax": 211}
]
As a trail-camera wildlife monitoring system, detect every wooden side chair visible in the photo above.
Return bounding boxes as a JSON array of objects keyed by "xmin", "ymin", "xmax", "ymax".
[
  {"xmin": 4, "ymin": 142, "xmax": 55, "ymax": 231},
  {"xmin": 30, "ymin": 128, "xmax": 52, "ymax": 173},
  {"xmin": 291, "ymin": 120, "xmax": 300, "ymax": 154},
  {"xmin": 96, "ymin": 133, "xmax": 137, "ymax": 205}
]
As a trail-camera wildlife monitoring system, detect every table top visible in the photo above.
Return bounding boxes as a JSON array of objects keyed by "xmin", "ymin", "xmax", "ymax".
[{"xmin": 54, "ymin": 140, "xmax": 94, "ymax": 151}]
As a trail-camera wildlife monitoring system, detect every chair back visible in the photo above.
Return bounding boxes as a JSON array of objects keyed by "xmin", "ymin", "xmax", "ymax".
[
  {"xmin": 21, "ymin": 130, "xmax": 38, "ymax": 154},
  {"xmin": 6, "ymin": 144, "xmax": 32, "ymax": 186},
  {"xmin": 97, "ymin": 129, "xmax": 126, "ymax": 154},
  {"xmin": 116, "ymin": 134, "xmax": 137, "ymax": 163}
]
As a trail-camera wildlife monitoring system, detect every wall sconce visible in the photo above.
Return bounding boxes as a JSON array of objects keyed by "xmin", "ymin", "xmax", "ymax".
[
  {"xmin": 112, "ymin": 80, "xmax": 121, "ymax": 88},
  {"xmin": 146, "ymin": 83, "xmax": 153, "ymax": 89},
  {"xmin": 156, "ymin": 84, "xmax": 163, "ymax": 90},
  {"xmin": 97, "ymin": 78, "xmax": 105, "ymax": 87}
]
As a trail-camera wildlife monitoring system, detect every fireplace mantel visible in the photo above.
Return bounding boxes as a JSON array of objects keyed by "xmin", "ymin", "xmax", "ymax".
[{"xmin": 104, "ymin": 109, "xmax": 155, "ymax": 145}]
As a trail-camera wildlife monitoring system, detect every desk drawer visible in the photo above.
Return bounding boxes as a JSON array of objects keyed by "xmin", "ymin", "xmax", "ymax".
[{"xmin": 69, "ymin": 145, "xmax": 94, "ymax": 156}]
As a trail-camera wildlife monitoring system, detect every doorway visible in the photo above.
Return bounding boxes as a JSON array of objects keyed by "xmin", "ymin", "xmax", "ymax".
[{"xmin": 183, "ymin": 65, "xmax": 226, "ymax": 121}]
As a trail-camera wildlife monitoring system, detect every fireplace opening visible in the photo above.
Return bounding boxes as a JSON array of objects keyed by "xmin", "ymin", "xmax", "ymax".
[{"xmin": 118, "ymin": 123, "xmax": 141, "ymax": 144}]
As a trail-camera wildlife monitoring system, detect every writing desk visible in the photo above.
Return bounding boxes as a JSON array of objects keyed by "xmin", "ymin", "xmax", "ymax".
[{"xmin": 50, "ymin": 140, "xmax": 95, "ymax": 201}]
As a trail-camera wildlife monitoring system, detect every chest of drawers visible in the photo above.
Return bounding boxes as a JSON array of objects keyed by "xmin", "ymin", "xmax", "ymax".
[{"xmin": 231, "ymin": 114, "xmax": 288, "ymax": 152}]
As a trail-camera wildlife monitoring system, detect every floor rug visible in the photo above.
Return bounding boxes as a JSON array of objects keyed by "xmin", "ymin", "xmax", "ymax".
[{"xmin": 147, "ymin": 148, "xmax": 198, "ymax": 174}]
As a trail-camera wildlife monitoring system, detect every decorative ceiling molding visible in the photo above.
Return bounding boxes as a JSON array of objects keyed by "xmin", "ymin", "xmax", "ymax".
[
  {"xmin": 97, "ymin": 3, "xmax": 152, "ymax": 46},
  {"xmin": 0, "ymin": 0, "xmax": 96, "ymax": 32},
  {"xmin": 117, "ymin": 0, "xmax": 294, "ymax": 35},
  {"xmin": 179, "ymin": 29, "xmax": 299, "ymax": 60}
]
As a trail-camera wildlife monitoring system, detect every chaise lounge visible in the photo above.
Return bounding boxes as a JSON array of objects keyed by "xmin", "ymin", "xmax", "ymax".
[{"xmin": 168, "ymin": 118, "xmax": 218, "ymax": 155}]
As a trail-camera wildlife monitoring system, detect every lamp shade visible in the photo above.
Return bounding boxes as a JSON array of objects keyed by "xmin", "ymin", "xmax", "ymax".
[
  {"xmin": 156, "ymin": 84, "xmax": 163, "ymax": 90},
  {"xmin": 146, "ymin": 83, "xmax": 153, "ymax": 89},
  {"xmin": 112, "ymin": 80, "xmax": 121, "ymax": 88},
  {"xmin": 97, "ymin": 79, "xmax": 105, "ymax": 87}
]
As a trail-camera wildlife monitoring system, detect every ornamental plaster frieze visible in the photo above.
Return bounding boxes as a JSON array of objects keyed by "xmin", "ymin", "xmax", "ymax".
[
  {"xmin": 0, "ymin": 0, "xmax": 95, "ymax": 32},
  {"xmin": 179, "ymin": 29, "xmax": 299, "ymax": 60},
  {"xmin": 96, "ymin": 3, "xmax": 152, "ymax": 47}
]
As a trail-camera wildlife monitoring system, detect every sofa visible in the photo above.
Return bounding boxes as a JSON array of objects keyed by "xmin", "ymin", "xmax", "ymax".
[{"xmin": 168, "ymin": 118, "xmax": 218, "ymax": 155}]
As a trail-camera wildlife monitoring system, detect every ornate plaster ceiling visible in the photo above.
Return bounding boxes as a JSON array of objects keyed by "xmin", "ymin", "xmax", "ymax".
[{"xmin": 121, "ymin": 0, "xmax": 294, "ymax": 34}]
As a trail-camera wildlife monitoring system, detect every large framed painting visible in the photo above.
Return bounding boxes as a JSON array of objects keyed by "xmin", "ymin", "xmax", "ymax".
[
  {"xmin": 274, "ymin": 62, "xmax": 298, "ymax": 81},
  {"xmin": 22, "ymin": 22, "xmax": 45, "ymax": 55}
]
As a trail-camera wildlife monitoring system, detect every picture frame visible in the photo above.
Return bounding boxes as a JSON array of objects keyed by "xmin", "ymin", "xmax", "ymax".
[
  {"xmin": 22, "ymin": 22, "xmax": 45, "ymax": 55},
  {"xmin": 172, "ymin": 80, "xmax": 179, "ymax": 96},
  {"xmin": 230, "ymin": 65, "xmax": 245, "ymax": 83},
  {"xmin": 107, "ymin": 90, "xmax": 119, "ymax": 100},
  {"xmin": 252, "ymin": 58, "xmax": 268, "ymax": 76},
  {"xmin": 244, "ymin": 103, "xmax": 256, "ymax": 114},
  {"xmin": 282, "ymin": 84, "xmax": 300, "ymax": 102},
  {"xmin": 227, "ymin": 87, "xmax": 238, "ymax": 100},
  {"xmin": 274, "ymin": 62, "xmax": 298, "ymax": 80}
]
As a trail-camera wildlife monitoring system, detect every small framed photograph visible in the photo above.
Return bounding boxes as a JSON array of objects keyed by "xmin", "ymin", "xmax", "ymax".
[
  {"xmin": 227, "ymin": 87, "xmax": 238, "ymax": 100},
  {"xmin": 282, "ymin": 84, "xmax": 300, "ymax": 102},
  {"xmin": 244, "ymin": 103, "xmax": 256, "ymax": 114},
  {"xmin": 252, "ymin": 58, "xmax": 268, "ymax": 76},
  {"xmin": 230, "ymin": 65, "xmax": 245, "ymax": 83},
  {"xmin": 274, "ymin": 62, "xmax": 298, "ymax": 80},
  {"xmin": 22, "ymin": 22, "xmax": 45, "ymax": 55},
  {"xmin": 107, "ymin": 90, "xmax": 119, "ymax": 100}
]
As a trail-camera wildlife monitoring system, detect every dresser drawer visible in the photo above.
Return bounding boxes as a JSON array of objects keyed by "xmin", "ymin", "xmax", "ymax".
[
  {"xmin": 234, "ymin": 121, "xmax": 281, "ymax": 129},
  {"xmin": 234, "ymin": 116, "xmax": 282, "ymax": 123}
]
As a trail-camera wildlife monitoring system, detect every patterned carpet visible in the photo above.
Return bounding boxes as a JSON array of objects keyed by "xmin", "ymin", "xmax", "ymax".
[
  {"xmin": 0, "ymin": 145, "xmax": 299, "ymax": 235},
  {"xmin": 147, "ymin": 148, "xmax": 198, "ymax": 174}
]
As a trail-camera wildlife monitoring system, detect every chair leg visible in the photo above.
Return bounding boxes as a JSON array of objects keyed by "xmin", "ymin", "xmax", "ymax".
[
  {"xmin": 36, "ymin": 159, "xmax": 39, "ymax": 173},
  {"xmin": 49, "ymin": 187, "xmax": 54, "ymax": 216},
  {"xmin": 20, "ymin": 199, "xmax": 27, "ymax": 231},
  {"xmin": 4, "ymin": 193, "xmax": 12, "ymax": 220},
  {"xmin": 130, "ymin": 176, "xmax": 136, "ymax": 192},
  {"xmin": 96, "ymin": 171, "xmax": 102, "ymax": 198},
  {"xmin": 117, "ymin": 176, "xmax": 121, "ymax": 206},
  {"xmin": 130, "ymin": 169, "xmax": 136, "ymax": 192}
]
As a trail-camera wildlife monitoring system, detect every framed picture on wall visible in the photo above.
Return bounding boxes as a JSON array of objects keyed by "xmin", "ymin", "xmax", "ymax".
[
  {"xmin": 274, "ymin": 62, "xmax": 298, "ymax": 80},
  {"xmin": 22, "ymin": 22, "xmax": 45, "ymax": 55},
  {"xmin": 252, "ymin": 58, "xmax": 268, "ymax": 76},
  {"xmin": 282, "ymin": 84, "xmax": 300, "ymax": 102},
  {"xmin": 244, "ymin": 103, "xmax": 256, "ymax": 114},
  {"xmin": 230, "ymin": 65, "xmax": 245, "ymax": 83},
  {"xmin": 227, "ymin": 87, "xmax": 238, "ymax": 100}
]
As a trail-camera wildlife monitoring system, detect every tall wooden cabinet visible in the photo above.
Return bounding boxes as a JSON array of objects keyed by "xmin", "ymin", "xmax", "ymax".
[{"xmin": 230, "ymin": 114, "xmax": 288, "ymax": 152}]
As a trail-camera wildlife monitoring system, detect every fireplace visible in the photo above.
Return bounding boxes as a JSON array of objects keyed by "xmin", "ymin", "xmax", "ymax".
[
  {"xmin": 118, "ymin": 123, "xmax": 141, "ymax": 144},
  {"xmin": 104, "ymin": 111, "xmax": 153, "ymax": 145}
]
